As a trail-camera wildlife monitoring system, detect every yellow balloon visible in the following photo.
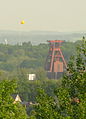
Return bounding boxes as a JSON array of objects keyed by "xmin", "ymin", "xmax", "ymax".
[{"xmin": 20, "ymin": 20, "xmax": 25, "ymax": 24}]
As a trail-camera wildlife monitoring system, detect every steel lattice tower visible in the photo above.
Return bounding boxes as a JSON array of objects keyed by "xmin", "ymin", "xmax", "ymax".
[{"xmin": 45, "ymin": 40, "xmax": 67, "ymax": 79}]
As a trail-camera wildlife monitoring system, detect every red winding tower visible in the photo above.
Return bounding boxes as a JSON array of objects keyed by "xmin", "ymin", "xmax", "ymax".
[{"xmin": 45, "ymin": 40, "xmax": 67, "ymax": 79}]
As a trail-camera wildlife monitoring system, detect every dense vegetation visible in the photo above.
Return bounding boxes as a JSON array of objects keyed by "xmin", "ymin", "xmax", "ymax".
[
  {"xmin": 0, "ymin": 79, "xmax": 28, "ymax": 119},
  {"xmin": 0, "ymin": 39, "xmax": 85, "ymax": 118},
  {"xmin": 0, "ymin": 41, "xmax": 78, "ymax": 103},
  {"xmin": 0, "ymin": 41, "xmax": 79, "ymax": 72},
  {"xmin": 29, "ymin": 39, "xmax": 86, "ymax": 119}
]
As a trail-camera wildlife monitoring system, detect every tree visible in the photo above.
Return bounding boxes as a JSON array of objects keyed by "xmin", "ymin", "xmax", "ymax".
[
  {"xmin": 0, "ymin": 79, "xmax": 28, "ymax": 119},
  {"xmin": 36, "ymin": 68, "xmax": 47, "ymax": 80},
  {"xmin": 29, "ymin": 39, "xmax": 86, "ymax": 119},
  {"xmin": 31, "ymin": 89, "xmax": 60, "ymax": 119},
  {"xmin": 55, "ymin": 39, "xmax": 86, "ymax": 118}
]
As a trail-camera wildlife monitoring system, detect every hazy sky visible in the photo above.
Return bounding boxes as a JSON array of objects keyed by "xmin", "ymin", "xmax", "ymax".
[{"xmin": 0, "ymin": 0, "xmax": 86, "ymax": 32}]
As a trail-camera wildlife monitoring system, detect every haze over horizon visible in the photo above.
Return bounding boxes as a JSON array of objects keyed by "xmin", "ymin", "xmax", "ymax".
[{"xmin": 0, "ymin": 0, "xmax": 86, "ymax": 32}]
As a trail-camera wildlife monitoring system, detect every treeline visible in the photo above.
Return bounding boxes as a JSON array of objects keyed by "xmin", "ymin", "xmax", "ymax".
[
  {"xmin": 0, "ymin": 39, "xmax": 86, "ymax": 118},
  {"xmin": 0, "ymin": 40, "xmax": 81, "ymax": 103},
  {"xmin": 0, "ymin": 41, "xmax": 80, "ymax": 72}
]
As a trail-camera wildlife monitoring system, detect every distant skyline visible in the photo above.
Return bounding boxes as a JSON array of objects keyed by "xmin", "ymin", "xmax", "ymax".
[{"xmin": 0, "ymin": 0, "xmax": 86, "ymax": 32}]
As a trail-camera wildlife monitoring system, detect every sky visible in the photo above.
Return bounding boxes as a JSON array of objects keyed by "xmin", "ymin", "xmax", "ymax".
[{"xmin": 0, "ymin": 0, "xmax": 86, "ymax": 32}]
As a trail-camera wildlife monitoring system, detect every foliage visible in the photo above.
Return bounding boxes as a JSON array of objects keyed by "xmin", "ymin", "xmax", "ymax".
[
  {"xmin": 0, "ymin": 41, "xmax": 77, "ymax": 72},
  {"xmin": 0, "ymin": 39, "xmax": 84, "ymax": 118},
  {"xmin": 0, "ymin": 79, "xmax": 28, "ymax": 119},
  {"xmin": 54, "ymin": 39, "xmax": 86, "ymax": 118},
  {"xmin": 17, "ymin": 77, "xmax": 61, "ymax": 102},
  {"xmin": 34, "ymin": 89, "xmax": 60, "ymax": 119},
  {"xmin": 29, "ymin": 39, "xmax": 86, "ymax": 118}
]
